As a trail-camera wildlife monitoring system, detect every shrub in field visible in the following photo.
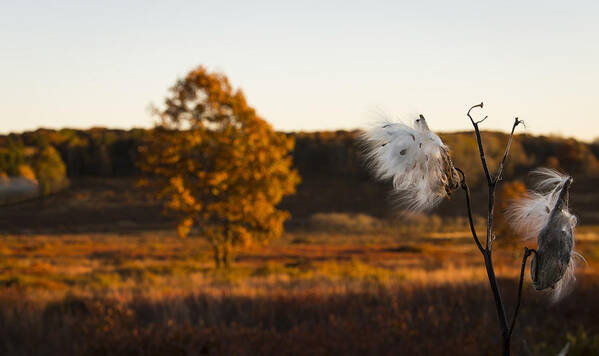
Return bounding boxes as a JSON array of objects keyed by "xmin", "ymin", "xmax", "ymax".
[
  {"xmin": 33, "ymin": 145, "xmax": 69, "ymax": 196},
  {"xmin": 308, "ymin": 212, "xmax": 384, "ymax": 232},
  {"xmin": 138, "ymin": 66, "xmax": 300, "ymax": 269}
]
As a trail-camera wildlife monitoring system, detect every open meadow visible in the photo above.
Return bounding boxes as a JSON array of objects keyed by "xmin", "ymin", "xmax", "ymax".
[
  {"xmin": 1, "ymin": 153, "xmax": 599, "ymax": 356},
  {"xmin": 1, "ymin": 210, "xmax": 598, "ymax": 355}
]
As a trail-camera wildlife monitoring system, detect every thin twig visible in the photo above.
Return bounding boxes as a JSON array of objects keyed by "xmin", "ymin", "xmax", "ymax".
[
  {"xmin": 508, "ymin": 247, "xmax": 532, "ymax": 339},
  {"xmin": 488, "ymin": 117, "xmax": 522, "ymax": 251},
  {"xmin": 487, "ymin": 186, "xmax": 495, "ymax": 251},
  {"xmin": 483, "ymin": 252, "xmax": 509, "ymax": 352},
  {"xmin": 488, "ymin": 117, "xmax": 523, "ymax": 253},
  {"xmin": 456, "ymin": 168, "xmax": 484, "ymax": 253},
  {"xmin": 467, "ymin": 103, "xmax": 495, "ymax": 250},
  {"xmin": 457, "ymin": 166, "xmax": 508, "ymax": 349},
  {"xmin": 467, "ymin": 103, "xmax": 492, "ymax": 185},
  {"xmin": 494, "ymin": 118, "xmax": 524, "ymax": 184}
]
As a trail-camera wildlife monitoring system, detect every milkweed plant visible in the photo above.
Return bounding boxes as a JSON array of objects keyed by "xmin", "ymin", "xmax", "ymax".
[{"xmin": 362, "ymin": 103, "xmax": 583, "ymax": 356}]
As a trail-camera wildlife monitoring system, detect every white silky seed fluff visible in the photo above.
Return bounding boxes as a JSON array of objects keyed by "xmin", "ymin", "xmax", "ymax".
[{"xmin": 361, "ymin": 116, "xmax": 459, "ymax": 213}]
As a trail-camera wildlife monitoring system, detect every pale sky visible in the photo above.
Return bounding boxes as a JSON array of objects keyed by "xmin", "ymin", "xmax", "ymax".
[{"xmin": 1, "ymin": 1, "xmax": 598, "ymax": 140}]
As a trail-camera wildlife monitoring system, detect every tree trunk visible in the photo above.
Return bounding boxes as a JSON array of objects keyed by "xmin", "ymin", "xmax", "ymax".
[
  {"xmin": 212, "ymin": 244, "xmax": 221, "ymax": 269},
  {"xmin": 222, "ymin": 243, "xmax": 233, "ymax": 270},
  {"xmin": 221, "ymin": 225, "xmax": 233, "ymax": 270}
]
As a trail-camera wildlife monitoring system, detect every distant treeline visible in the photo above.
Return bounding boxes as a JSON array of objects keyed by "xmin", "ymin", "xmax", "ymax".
[
  {"xmin": 294, "ymin": 130, "xmax": 599, "ymax": 186},
  {"xmin": 1, "ymin": 128, "xmax": 599, "ymax": 185},
  {"xmin": 2, "ymin": 128, "xmax": 599, "ymax": 227}
]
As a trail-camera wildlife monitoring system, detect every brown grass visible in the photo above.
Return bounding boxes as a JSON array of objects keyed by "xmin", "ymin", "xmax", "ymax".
[{"xmin": 0, "ymin": 228, "xmax": 598, "ymax": 355}]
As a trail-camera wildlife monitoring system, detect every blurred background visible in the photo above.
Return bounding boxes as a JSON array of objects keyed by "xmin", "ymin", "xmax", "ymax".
[{"xmin": 1, "ymin": 1, "xmax": 599, "ymax": 355}]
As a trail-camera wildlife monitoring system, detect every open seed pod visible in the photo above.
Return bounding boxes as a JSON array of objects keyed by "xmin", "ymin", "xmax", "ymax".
[
  {"xmin": 508, "ymin": 169, "xmax": 581, "ymax": 301},
  {"xmin": 362, "ymin": 115, "xmax": 461, "ymax": 213}
]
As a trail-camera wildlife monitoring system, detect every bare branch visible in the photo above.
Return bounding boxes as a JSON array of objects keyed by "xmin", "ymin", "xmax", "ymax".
[
  {"xmin": 483, "ymin": 252, "xmax": 509, "ymax": 342},
  {"xmin": 508, "ymin": 247, "xmax": 532, "ymax": 339},
  {"xmin": 466, "ymin": 102, "xmax": 492, "ymax": 185},
  {"xmin": 464, "ymin": 103, "xmax": 526, "ymax": 355},
  {"xmin": 456, "ymin": 168, "xmax": 484, "ymax": 254},
  {"xmin": 494, "ymin": 117, "xmax": 524, "ymax": 184},
  {"xmin": 487, "ymin": 186, "xmax": 495, "ymax": 251}
]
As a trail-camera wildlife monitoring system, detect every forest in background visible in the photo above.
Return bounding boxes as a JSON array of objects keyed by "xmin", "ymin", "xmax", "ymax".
[
  {"xmin": 2, "ymin": 127, "xmax": 599, "ymax": 180},
  {"xmin": 1, "ymin": 127, "xmax": 598, "ymax": 222}
]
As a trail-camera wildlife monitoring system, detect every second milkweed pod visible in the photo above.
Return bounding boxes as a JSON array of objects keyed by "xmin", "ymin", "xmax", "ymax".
[
  {"xmin": 508, "ymin": 168, "xmax": 582, "ymax": 301},
  {"xmin": 361, "ymin": 115, "xmax": 461, "ymax": 213}
]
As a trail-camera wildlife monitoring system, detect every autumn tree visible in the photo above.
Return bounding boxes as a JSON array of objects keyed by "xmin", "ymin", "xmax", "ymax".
[
  {"xmin": 138, "ymin": 66, "xmax": 300, "ymax": 269},
  {"xmin": 33, "ymin": 145, "xmax": 69, "ymax": 196}
]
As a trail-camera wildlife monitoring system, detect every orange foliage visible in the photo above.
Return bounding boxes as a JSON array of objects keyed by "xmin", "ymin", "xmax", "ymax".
[
  {"xmin": 138, "ymin": 66, "xmax": 300, "ymax": 268},
  {"xmin": 495, "ymin": 180, "xmax": 528, "ymax": 247}
]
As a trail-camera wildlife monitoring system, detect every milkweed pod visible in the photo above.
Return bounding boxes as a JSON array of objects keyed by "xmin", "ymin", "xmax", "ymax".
[
  {"xmin": 509, "ymin": 169, "xmax": 582, "ymax": 301},
  {"xmin": 361, "ymin": 115, "xmax": 460, "ymax": 213}
]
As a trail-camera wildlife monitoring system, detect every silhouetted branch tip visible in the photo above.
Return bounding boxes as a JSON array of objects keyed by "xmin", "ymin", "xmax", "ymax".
[
  {"xmin": 466, "ymin": 103, "xmax": 492, "ymax": 183},
  {"xmin": 476, "ymin": 115, "xmax": 488, "ymax": 125},
  {"xmin": 494, "ymin": 116, "xmax": 524, "ymax": 183},
  {"xmin": 467, "ymin": 103, "xmax": 484, "ymax": 123}
]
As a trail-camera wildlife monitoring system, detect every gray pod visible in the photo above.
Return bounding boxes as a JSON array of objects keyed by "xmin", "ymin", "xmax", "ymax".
[{"xmin": 530, "ymin": 177, "xmax": 574, "ymax": 290}]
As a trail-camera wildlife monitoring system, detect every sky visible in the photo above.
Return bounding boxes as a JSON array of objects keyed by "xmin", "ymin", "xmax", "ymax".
[{"xmin": 1, "ymin": 1, "xmax": 598, "ymax": 140}]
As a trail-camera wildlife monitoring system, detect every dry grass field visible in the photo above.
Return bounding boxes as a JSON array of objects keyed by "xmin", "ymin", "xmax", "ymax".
[
  {"xmin": 1, "ymin": 224, "xmax": 598, "ymax": 355},
  {"xmin": 0, "ymin": 178, "xmax": 598, "ymax": 355}
]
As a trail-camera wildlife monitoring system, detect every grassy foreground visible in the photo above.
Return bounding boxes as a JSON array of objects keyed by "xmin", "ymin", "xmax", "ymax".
[{"xmin": 0, "ymin": 228, "xmax": 598, "ymax": 355}]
